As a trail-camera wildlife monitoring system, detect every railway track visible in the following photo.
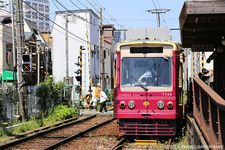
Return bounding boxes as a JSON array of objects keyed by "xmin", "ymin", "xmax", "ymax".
[
  {"xmin": 113, "ymin": 138, "xmax": 174, "ymax": 150},
  {"xmin": 0, "ymin": 114, "xmax": 114, "ymax": 150},
  {"xmin": 56, "ymin": 119, "xmax": 121, "ymax": 150}
]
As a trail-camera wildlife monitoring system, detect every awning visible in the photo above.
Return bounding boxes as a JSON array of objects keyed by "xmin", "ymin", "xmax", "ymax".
[
  {"xmin": 180, "ymin": 1, "xmax": 225, "ymax": 50},
  {"xmin": 1, "ymin": 70, "xmax": 16, "ymax": 81}
]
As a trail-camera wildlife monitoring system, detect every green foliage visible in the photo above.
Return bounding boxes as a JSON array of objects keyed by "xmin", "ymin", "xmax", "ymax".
[
  {"xmin": 7, "ymin": 105, "xmax": 77, "ymax": 135},
  {"xmin": 105, "ymin": 89, "xmax": 114, "ymax": 101},
  {"xmin": 0, "ymin": 130, "xmax": 4, "ymax": 137},
  {"xmin": 36, "ymin": 77, "xmax": 64, "ymax": 114},
  {"xmin": 43, "ymin": 105, "xmax": 77, "ymax": 126},
  {"xmin": 11, "ymin": 118, "xmax": 40, "ymax": 135}
]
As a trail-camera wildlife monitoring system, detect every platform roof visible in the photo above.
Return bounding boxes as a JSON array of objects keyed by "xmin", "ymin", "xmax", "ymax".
[{"xmin": 180, "ymin": 1, "xmax": 225, "ymax": 51}]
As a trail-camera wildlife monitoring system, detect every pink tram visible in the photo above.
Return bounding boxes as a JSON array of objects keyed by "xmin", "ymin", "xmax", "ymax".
[{"xmin": 114, "ymin": 39, "xmax": 184, "ymax": 137}]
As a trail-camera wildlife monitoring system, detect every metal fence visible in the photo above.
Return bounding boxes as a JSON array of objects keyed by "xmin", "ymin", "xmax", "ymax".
[{"xmin": 193, "ymin": 77, "xmax": 225, "ymax": 149}]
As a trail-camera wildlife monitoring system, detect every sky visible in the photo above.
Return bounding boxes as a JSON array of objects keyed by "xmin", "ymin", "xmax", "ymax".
[{"xmin": 50, "ymin": 0, "xmax": 185, "ymax": 42}]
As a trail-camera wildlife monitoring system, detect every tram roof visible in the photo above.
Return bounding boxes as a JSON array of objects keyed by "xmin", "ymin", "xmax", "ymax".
[{"xmin": 116, "ymin": 39, "xmax": 181, "ymax": 52}]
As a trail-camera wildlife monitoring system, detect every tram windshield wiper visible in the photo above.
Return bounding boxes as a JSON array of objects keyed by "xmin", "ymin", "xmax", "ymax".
[{"xmin": 136, "ymin": 82, "xmax": 149, "ymax": 91}]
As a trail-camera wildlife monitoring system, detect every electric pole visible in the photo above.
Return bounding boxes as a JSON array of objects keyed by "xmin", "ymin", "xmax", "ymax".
[
  {"xmin": 15, "ymin": 0, "xmax": 27, "ymax": 120},
  {"xmin": 146, "ymin": 9, "xmax": 170, "ymax": 28},
  {"xmin": 65, "ymin": 12, "xmax": 69, "ymax": 85},
  {"xmin": 99, "ymin": 8, "xmax": 105, "ymax": 89},
  {"xmin": 11, "ymin": 0, "xmax": 16, "ymax": 67},
  {"xmin": 64, "ymin": 12, "xmax": 71, "ymax": 105}
]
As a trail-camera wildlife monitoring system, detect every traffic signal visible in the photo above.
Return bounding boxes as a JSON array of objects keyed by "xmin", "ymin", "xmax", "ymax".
[
  {"xmin": 75, "ymin": 46, "xmax": 84, "ymax": 85},
  {"xmin": 75, "ymin": 75, "xmax": 81, "ymax": 82},
  {"xmin": 75, "ymin": 61, "xmax": 81, "ymax": 84},
  {"xmin": 22, "ymin": 54, "xmax": 32, "ymax": 73}
]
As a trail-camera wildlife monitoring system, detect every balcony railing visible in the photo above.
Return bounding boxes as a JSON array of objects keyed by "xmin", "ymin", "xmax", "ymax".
[{"xmin": 193, "ymin": 77, "xmax": 225, "ymax": 149}]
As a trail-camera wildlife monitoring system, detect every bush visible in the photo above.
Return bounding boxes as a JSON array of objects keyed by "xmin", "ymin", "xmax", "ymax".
[
  {"xmin": 2, "ymin": 105, "xmax": 77, "ymax": 136},
  {"xmin": 43, "ymin": 105, "xmax": 77, "ymax": 126},
  {"xmin": 36, "ymin": 77, "xmax": 64, "ymax": 114}
]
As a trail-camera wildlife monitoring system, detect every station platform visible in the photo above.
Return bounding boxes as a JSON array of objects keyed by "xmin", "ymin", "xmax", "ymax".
[{"xmin": 79, "ymin": 109, "xmax": 114, "ymax": 117}]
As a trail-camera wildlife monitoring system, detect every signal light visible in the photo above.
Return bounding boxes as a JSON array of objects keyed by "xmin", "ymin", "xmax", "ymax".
[
  {"xmin": 22, "ymin": 64, "xmax": 31, "ymax": 72},
  {"xmin": 22, "ymin": 54, "xmax": 32, "ymax": 73},
  {"xmin": 75, "ymin": 76, "xmax": 81, "ymax": 82}
]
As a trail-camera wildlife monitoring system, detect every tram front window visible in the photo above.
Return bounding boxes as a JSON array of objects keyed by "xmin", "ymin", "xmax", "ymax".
[{"xmin": 121, "ymin": 57, "xmax": 171, "ymax": 87}]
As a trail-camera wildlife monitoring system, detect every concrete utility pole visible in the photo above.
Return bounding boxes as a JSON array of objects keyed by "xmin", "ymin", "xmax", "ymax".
[
  {"xmin": 36, "ymin": 39, "xmax": 41, "ymax": 85},
  {"xmin": 15, "ymin": 0, "xmax": 27, "ymax": 120},
  {"xmin": 99, "ymin": 8, "xmax": 105, "ymax": 89},
  {"xmin": 65, "ymin": 12, "xmax": 69, "ymax": 86},
  {"xmin": 11, "ymin": 0, "xmax": 16, "ymax": 67},
  {"xmin": 146, "ymin": 9, "xmax": 170, "ymax": 28}
]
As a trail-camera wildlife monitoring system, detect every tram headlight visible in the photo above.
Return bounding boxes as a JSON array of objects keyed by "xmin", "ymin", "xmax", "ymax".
[
  {"xmin": 128, "ymin": 100, "xmax": 135, "ymax": 109},
  {"xmin": 167, "ymin": 101, "xmax": 174, "ymax": 110},
  {"xmin": 120, "ymin": 101, "xmax": 126, "ymax": 109},
  {"xmin": 157, "ymin": 101, "xmax": 165, "ymax": 109}
]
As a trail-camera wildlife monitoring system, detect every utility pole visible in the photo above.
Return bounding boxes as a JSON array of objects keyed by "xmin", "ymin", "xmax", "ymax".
[
  {"xmin": 15, "ymin": 0, "xmax": 27, "ymax": 120},
  {"xmin": 146, "ymin": 9, "xmax": 170, "ymax": 28},
  {"xmin": 64, "ymin": 12, "xmax": 71, "ymax": 104},
  {"xmin": 36, "ymin": 38, "xmax": 41, "ymax": 85},
  {"xmin": 65, "ymin": 12, "xmax": 69, "ymax": 86},
  {"xmin": 11, "ymin": 0, "xmax": 16, "ymax": 67},
  {"xmin": 99, "ymin": 8, "xmax": 104, "ymax": 89}
]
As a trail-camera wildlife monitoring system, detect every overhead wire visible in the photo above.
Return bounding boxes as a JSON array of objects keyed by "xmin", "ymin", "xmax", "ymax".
[
  {"xmin": 85, "ymin": 0, "xmax": 111, "ymax": 24},
  {"xmin": 22, "ymin": 0, "xmax": 112, "ymax": 52},
  {"xmin": 68, "ymin": 0, "xmax": 82, "ymax": 10},
  {"xmin": 51, "ymin": 0, "xmax": 61, "ymax": 11},
  {"xmin": 86, "ymin": 0, "xmax": 125, "ymax": 28},
  {"xmin": 76, "ymin": 0, "xmax": 89, "ymax": 9},
  {"xmin": 55, "ymin": 0, "xmax": 94, "ymax": 25},
  {"xmin": 86, "ymin": 0, "xmax": 100, "ymax": 14}
]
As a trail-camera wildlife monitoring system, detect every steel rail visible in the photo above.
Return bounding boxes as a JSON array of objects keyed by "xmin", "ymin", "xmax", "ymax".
[
  {"xmin": 0, "ymin": 114, "xmax": 96, "ymax": 149},
  {"xmin": 44, "ymin": 117, "xmax": 115, "ymax": 150},
  {"xmin": 112, "ymin": 137, "xmax": 127, "ymax": 150}
]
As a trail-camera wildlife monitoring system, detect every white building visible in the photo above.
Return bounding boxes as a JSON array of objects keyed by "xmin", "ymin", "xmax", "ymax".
[
  {"xmin": 0, "ymin": 0, "xmax": 50, "ymax": 32},
  {"xmin": 51, "ymin": 9, "xmax": 100, "ymax": 96},
  {"xmin": 23, "ymin": 0, "xmax": 50, "ymax": 32}
]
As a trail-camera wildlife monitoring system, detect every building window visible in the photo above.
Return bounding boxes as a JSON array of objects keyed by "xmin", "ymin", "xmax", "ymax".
[
  {"xmin": 39, "ymin": 4, "xmax": 44, "ymax": 12},
  {"xmin": 39, "ymin": 14, "xmax": 44, "ymax": 20},
  {"xmin": 25, "ymin": 12, "xmax": 31, "ymax": 19},
  {"xmin": 45, "ymin": 5, "xmax": 49, "ymax": 12},
  {"xmin": 45, "ymin": 14, "xmax": 49, "ymax": 21},
  {"xmin": 32, "ymin": 3, "xmax": 38, "ymax": 10},
  {"xmin": 32, "ymin": 12, "xmax": 38, "ymax": 19},
  {"xmin": 6, "ymin": 43, "xmax": 12, "ymax": 52}
]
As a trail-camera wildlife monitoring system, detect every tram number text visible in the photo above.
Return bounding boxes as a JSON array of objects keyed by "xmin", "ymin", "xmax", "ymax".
[{"xmin": 162, "ymin": 93, "xmax": 172, "ymax": 96}]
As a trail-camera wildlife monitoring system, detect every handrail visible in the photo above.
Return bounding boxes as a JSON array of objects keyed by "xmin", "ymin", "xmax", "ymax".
[
  {"xmin": 193, "ymin": 78, "xmax": 225, "ymax": 108},
  {"xmin": 193, "ymin": 77, "xmax": 225, "ymax": 150}
]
